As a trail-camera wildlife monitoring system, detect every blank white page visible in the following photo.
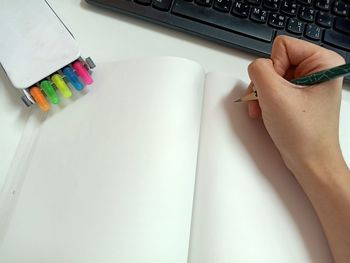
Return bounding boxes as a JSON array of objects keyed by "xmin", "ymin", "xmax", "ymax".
[
  {"xmin": 0, "ymin": 57, "xmax": 204, "ymax": 263},
  {"xmin": 188, "ymin": 72, "xmax": 349, "ymax": 263}
]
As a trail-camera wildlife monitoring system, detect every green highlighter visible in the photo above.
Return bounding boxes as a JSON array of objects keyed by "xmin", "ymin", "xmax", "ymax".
[
  {"xmin": 235, "ymin": 63, "xmax": 350, "ymax": 103},
  {"xmin": 40, "ymin": 80, "xmax": 60, "ymax": 104}
]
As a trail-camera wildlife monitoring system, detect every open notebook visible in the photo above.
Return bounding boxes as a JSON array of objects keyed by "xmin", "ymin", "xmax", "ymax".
[{"xmin": 0, "ymin": 57, "xmax": 349, "ymax": 263}]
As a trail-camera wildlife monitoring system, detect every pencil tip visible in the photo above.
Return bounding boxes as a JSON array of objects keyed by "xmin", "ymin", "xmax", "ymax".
[{"xmin": 233, "ymin": 98, "xmax": 242, "ymax": 103}]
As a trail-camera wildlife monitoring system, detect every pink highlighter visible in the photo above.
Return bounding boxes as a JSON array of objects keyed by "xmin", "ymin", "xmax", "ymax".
[{"xmin": 73, "ymin": 61, "xmax": 94, "ymax": 85}]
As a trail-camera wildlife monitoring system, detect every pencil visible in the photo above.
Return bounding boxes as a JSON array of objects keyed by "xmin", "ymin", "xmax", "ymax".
[{"xmin": 235, "ymin": 63, "xmax": 350, "ymax": 103}]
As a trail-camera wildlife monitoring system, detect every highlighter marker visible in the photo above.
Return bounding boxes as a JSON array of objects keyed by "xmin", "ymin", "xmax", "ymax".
[
  {"xmin": 52, "ymin": 74, "xmax": 72, "ymax": 98},
  {"xmin": 63, "ymin": 67, "xmax": 84, "ymax": 91},
  {"xmin": 73, "ymin": 61, "xmax": 93, "ymax": 85},
  {"xmin": 30, "ymin": 86, "xmax": 50, "ymax": 112},
  {"xmin": 40, "ymin": 80, "xmax": 59, "ymax": 104}
]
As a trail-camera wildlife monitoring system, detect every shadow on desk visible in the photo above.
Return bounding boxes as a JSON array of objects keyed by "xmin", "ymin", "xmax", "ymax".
[{"xmin": 223, "ymin": 84, "xmax": 333, "ymax": 263}]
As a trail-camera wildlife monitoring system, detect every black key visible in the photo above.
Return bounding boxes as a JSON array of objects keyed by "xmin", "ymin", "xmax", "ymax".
[
  {"xmin": 297, "ymin": 0, "xmax": 312, "ymax": 6},
  {"xmin": 286, "ymin": 18, "xmax": 305, "ymax": 34},
  {"xmin": 332, "ymin": 1, "xmax": 348, "ymax": 17},
  {"xmin": 231, "ymin": 1, "xmax": 250, "ymax": 18},
  {"xmin": 246, "ymin": 0, "xmax": 261, "ymax": 5},
  {"xmin": 213, "ymin": 0, "xmax": 232, "ymax": 12},
  {"xmin": 195, "ymin": 0, "xmax": 213, "ymax": 6},
  {"xmin": 304, "ymin": 24, "xmax": 322, "ymax": 40},
  {"xmin": 280, "ymin": 1, "xmax": 297, "ymax": 17},
  {"xmin": 250, "ymin": 7, "xmax": 269, "ymax": 23},
  {"xmin": 315, "ymin": 0, "xmax": 331, "ymax": 11},
  {"xmin": 316, "ymin": 11, "xmax": 333, "ymax": 28},
  {"xmin": 152, "ymin": 0, "xmax": 173, "ymax": 10},
  {"xmin": 334, "ymin": 17, "xmax": 350, "ymax": 34},
  {"xmin": 268, "ymin": 13, "xmax": 286, "ymax": 28},
  {"xmin": 298, "ymin": 6, "xmax": 315, "ymax": 22},
  {"xmin": 135, "ymin": 0, "xmax": 152, "ymax": 5},
  {"xmin": 172, "ymin": 0, "xmax": 275, "ymax": 42},
  {"xmin": 262, "ymin": 0, "xmax": 280, "ymax": 11},
  {"xmin": 323, "ymin": 30, "xmax": 350, "ymax": 51}
]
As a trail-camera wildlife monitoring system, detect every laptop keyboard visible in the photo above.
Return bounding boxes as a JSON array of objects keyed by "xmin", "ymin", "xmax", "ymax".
[{"xmin": 86, "ymin": 0, "xmax": 350, "ymax": 82}]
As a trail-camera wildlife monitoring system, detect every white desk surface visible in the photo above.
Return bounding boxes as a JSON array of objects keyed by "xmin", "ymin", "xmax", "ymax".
[{"xmin": 0, "ymin": 0, "xmax": 349, "ymax": 236}]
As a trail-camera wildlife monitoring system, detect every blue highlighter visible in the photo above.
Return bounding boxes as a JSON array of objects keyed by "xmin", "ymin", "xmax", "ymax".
[{"xmin": 63, "ymin": 67, "xmax": 84, "ymax": 91}]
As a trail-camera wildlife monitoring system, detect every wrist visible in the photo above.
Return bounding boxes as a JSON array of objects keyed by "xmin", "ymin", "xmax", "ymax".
[{"xmin": 286, "ymin": 146, "xmax": 349, "ymax": 188}]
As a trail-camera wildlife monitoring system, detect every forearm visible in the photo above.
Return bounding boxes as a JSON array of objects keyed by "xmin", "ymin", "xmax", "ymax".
[{"xmin": 291, "ymin": 152, "xmax": 350, "ymax": 263}]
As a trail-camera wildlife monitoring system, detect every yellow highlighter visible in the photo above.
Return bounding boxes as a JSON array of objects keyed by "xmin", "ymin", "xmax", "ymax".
[{"xmin": 51, "ymin": 74, "xmax": 72, "ymax": 98}]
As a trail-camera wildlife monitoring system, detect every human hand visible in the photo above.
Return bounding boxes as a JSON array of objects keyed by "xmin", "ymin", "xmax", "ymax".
[{"xmin": 247, "ymin": 36, "xmax": 345, "ymax": 175}]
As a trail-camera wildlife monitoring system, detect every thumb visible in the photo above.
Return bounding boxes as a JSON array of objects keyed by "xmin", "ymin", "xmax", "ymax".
[{"xmin": 248, "ymin": 58, "xmax": 290, "ymax": 100}]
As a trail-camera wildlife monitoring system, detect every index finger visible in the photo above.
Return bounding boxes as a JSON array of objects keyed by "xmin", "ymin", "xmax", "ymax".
[{"xmin": 271, "ymin": 36, "xmax": 345, "ymax": 78}]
